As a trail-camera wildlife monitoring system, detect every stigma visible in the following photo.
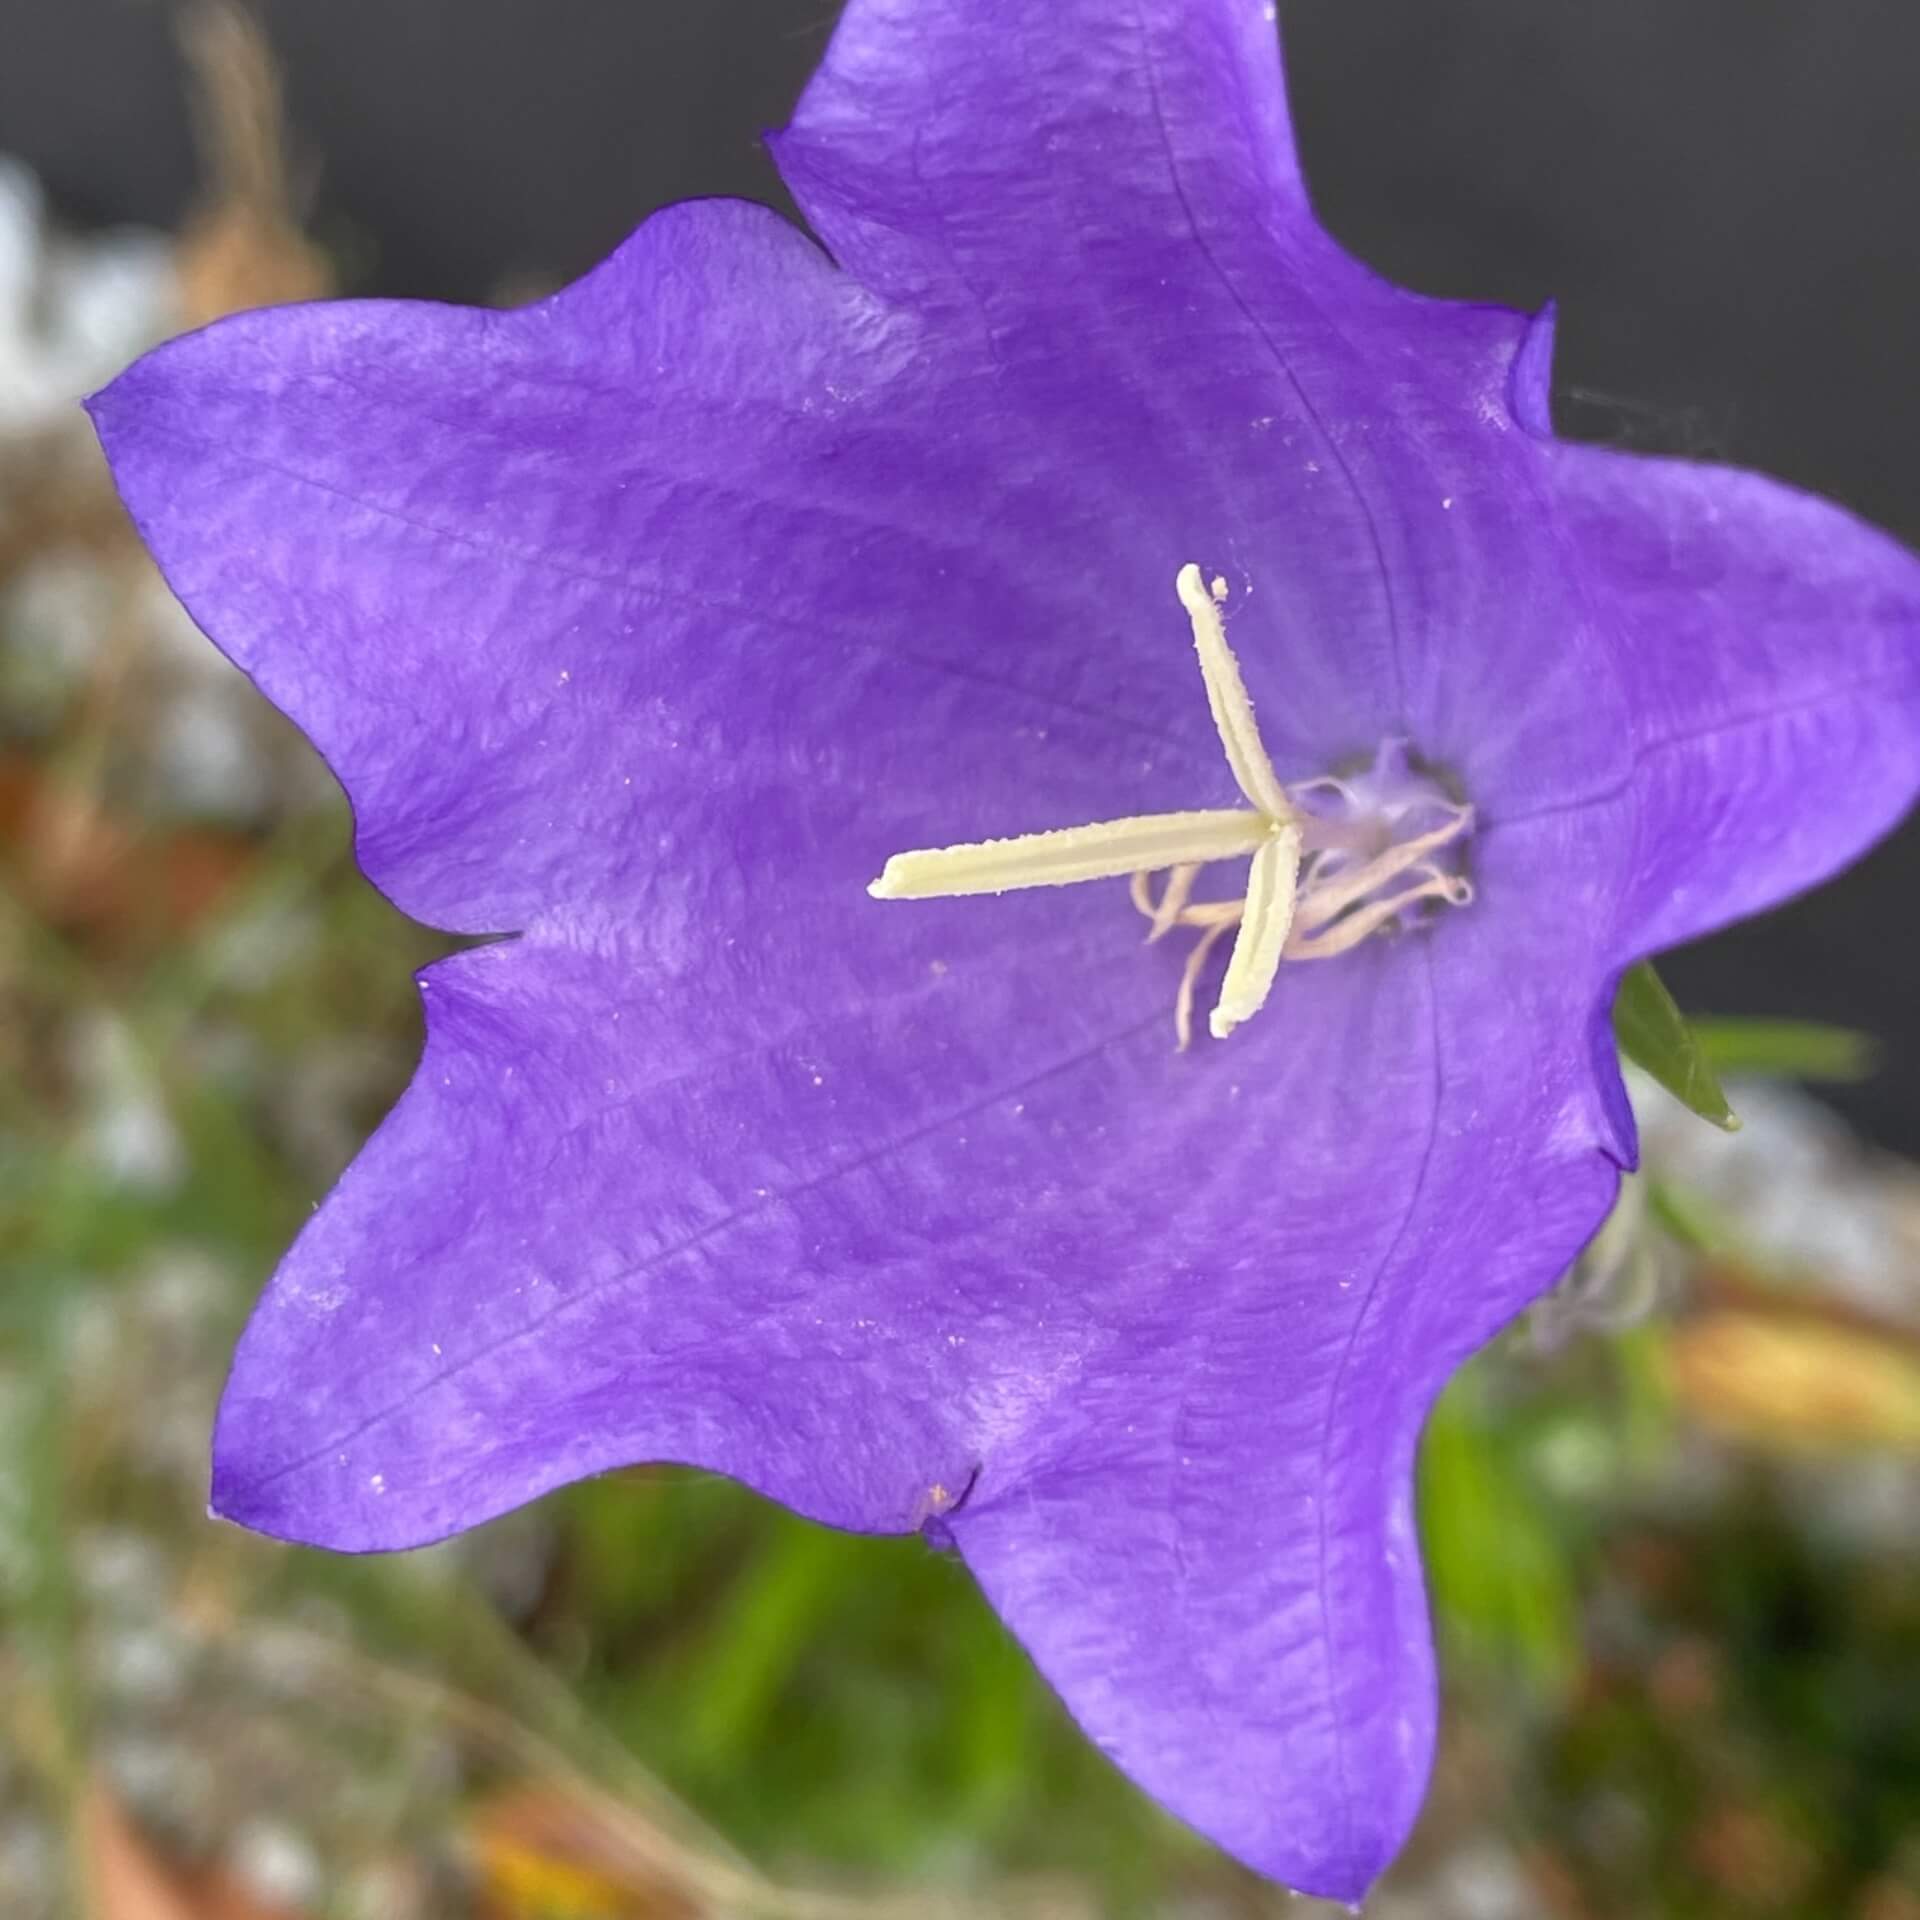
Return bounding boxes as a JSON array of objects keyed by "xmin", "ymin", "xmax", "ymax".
[{"xmin": 869, "ymin": 565, "xmax": 1473, "ymax": 1048}]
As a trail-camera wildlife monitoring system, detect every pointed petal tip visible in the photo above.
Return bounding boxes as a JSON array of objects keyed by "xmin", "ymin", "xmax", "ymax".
[
  {"xmin": 1509, "ymin": 301, "xmax": 1558, "ymax": 439},
  {"xmin": 1237, "ymin": 1788, "xmax": 1410, "ymax": 1905},
  {"xmin": 210, "ymin": 1449, "xmax": 437, "ymax": 1557},
  {"xmin": 82, "ymin": 340, "xmax": 195, "ymax": 508},
  {"xmin": 1289, "ymin": 1857, "xmax": 1387, "ymax": 1911},
  {"xmin": 207, "ymin": 1467, "xmax": 293, "ymax": 1546},
  {"xmin": 1223, "ymin": 1786, "xmax": 1412, "ymax": 1903},
  {"xmin": 210, "ymin": 1397, "xmax": 402, "ymax": 1556},
  {"xmin": 209, "ymin": 1432, "xmax": 304, "ymax": 1547},
  {"xmin": 81, "ymin": 360, "xmax": 139, "ymax": 445},
  {"xmin": 86, "ymin": 319, "xmax": 197, "ymax": 419},
  {"xmin": 84, "ymin": 344, "xmax": 151, "ymax": 412}
]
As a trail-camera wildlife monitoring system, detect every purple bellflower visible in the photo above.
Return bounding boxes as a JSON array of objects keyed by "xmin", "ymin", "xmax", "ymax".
[{"xmin": 89, "ymin": 0, "xmax": 1920, "ymax": 1900}]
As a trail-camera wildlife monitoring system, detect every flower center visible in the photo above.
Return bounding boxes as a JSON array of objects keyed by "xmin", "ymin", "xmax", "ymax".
[{"xmin": 869, "ymin": 565, "xmax": 1474, "ymax": 1048}]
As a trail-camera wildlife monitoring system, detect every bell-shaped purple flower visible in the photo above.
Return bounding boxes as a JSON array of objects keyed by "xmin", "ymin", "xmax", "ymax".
[{"xmin": 88, "ymin": 0, "xmax": 1920, "ymax": 1899}]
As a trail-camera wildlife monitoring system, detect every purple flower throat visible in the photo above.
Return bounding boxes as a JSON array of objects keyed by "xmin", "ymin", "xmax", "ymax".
[{"xmin": 872, "ymin": 563, "xmax": 1474, "ymax": 1048}]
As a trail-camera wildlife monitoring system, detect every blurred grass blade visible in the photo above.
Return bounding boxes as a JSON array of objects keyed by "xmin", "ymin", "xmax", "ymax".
[
  {"xmin": 1691, "ymin": 1016, "xmax": 1878, "ymax": 1084},
  {"xmin": 1614, "ymin": 962, "xmax": 1739, "ymax": 1132},
  {"xmin": 1645, "ymin": 1176, "xmax": 1740, "ymax": 1257},
  {"xmin": 682, "ymin": 1517, "xmax": 849, "ymax": 1771},
  {"xmin": 1419, "ymin": 1376, "xmax": 1580, "ymax": 1704}
]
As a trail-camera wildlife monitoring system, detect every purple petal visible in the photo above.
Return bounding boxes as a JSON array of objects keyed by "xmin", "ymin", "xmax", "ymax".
[
  {"xmin": 776, "ymin": 0, "xmax": 1636, "ymax": 820},
  {"xmin": 952, "ymin": 817, "xmax": 1622, "ymax": 1900},
  {"xmin": 210, "ymin": 936, "xmax": 993, "ymax": 1545},
  {"xmin": 1504, "ymin": 306, "xmax": 1920, "ymax": 955},
  {"xmin": 211, "ymin": 826, "xmax": 1620, "ymax": 1902},
  {"xmin": 1539, "ymin": 438, "xmax": 1920, "ymax": 958}
]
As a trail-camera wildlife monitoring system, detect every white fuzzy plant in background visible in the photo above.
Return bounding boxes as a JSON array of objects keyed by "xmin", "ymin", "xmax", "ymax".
[{"xmin": 0, "ymin": 156, "xmax": 178, "ymax": 436}]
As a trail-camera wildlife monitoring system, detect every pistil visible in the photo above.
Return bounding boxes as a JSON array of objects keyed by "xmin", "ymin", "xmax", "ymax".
[{"xmin": 869, "ymin": 565, "xmax": 1472, "ymax": 1047}]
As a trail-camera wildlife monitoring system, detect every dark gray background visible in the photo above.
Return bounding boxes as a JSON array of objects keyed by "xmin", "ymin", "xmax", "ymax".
[{"xmin": 6, "ymin": 0, "xmax": 1918, "ymax": 1146}]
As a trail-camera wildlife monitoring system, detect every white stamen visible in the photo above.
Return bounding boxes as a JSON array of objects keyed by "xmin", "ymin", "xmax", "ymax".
[
  {"xmin": 1287, "ymin": 869, "xmax": 1472, "ymax": 961},
  {"xmin": 869, "ymin": 808, "xmax": 1269, "ymax": 899},
  {"xmin": 1140, "ymin": 862, "xmax": 1202, "ymax": 942},
  {"xmin": 1291, "ymin": 806, "xmax": 1473, "ymax": 936},
  {"xmin": 1211, "ymin": 824, "xmax": 1302, "ymax": 1039},
  {"xmin": 1176, "ymin": 914, "xmax": 1240, "ymax": 1052},
  {"xmin": 1175, "ymin": 562, "xmax": 1293, "ymax": 822}
]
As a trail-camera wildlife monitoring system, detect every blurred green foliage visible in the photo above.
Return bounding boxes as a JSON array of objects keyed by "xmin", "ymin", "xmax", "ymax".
[{"xmin": 1693, "ymin": 1018, "xmax": 1879, "ymax": 1086}]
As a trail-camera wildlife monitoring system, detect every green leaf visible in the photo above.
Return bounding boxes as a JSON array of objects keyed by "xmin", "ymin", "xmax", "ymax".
[
  {"xmin": 1690, "ymin": 1016, "xmax": 1878, "ymax": 1084},
  {"xmin": 1613, "ymin": 962, "xmax": 1739, "ymax": 1132}
]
